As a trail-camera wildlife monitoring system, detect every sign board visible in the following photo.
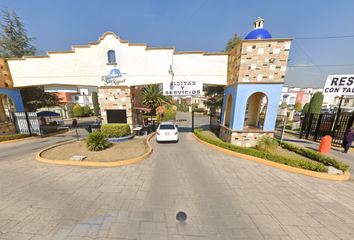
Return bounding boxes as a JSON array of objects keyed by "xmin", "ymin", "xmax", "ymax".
[
  {"xmin": 159, "ymin": 108, "xmax": 163, "ymax": 114},
  {"xmin": 324, "ymin": 75, "xmax": 354, "ymax": 95},
  {"xmin": 101, "ymin": 73, "xmax": 127, "ymax": 86},
  {"xmin": 163, "ymin": 81, "xmax": 202, "ymax": 96}
]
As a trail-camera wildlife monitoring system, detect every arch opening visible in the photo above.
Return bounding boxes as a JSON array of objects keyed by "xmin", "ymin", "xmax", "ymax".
[
  {"xmin": 244, "ymin": 92, "xmax": 268, "ymax": 130},
  {"xmin": 0, "ymin": 94, "xmax": 16, "ymax": 122},
  {"xmin": 223, "ymin": 94, "xmax": 232, "ymax": 127},
  {"xmin": 107, "ymin": 50, "xmax": 116, "ymax": 63}
]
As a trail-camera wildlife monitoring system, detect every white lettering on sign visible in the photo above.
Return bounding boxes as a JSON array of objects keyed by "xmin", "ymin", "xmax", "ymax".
[
  {"xmin": 163, "ymin": 81, "xmax": 202, "ymax": 96},
  {"xmin": 324, "ymin": 75, "xmax": 354, "ymax": 95}
]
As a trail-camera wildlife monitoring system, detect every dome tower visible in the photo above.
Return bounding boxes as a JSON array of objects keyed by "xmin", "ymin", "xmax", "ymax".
[{"xmin": 244, "ymin": 17, "xmax": 272, "ymax": 40}]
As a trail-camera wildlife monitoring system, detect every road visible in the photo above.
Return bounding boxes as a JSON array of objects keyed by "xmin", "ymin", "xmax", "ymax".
[{"xmin": 0, "ymin": 112, "xmax": 354, "ymax": 239}]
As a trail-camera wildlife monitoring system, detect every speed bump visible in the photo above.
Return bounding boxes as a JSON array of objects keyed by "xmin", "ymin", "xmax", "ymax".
[{"xmin": 177, "ymin": 119, "xmax": 187, "ymax": 122}]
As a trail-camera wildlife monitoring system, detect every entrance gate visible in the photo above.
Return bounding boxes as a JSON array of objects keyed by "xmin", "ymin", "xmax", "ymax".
[
  {"xmin": 191, "ymin": 110, "xmax": 221, "ymax": 134},
  {"xmin": 12, "ymin": 112, "xmax": 41, "ymax": 136}
]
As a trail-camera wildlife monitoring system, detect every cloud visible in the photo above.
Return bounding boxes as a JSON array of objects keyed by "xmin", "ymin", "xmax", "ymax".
[
  {"xmin": 143, "ymin": 14, "xmax": 155, "ymax": 18},
  {"xmin": 286, "ymin": 62, "xmax": 312, "ymax": 73}
]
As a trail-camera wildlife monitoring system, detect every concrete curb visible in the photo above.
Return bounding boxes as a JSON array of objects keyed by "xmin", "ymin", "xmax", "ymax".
[
  {"xmin": 0, "ymin": 129, "xmax": 69, "ymax": 145},
  {"xmin": 193, "ymin": 134, "xmax": 350, "ymax": 181},
  {"xmin": 36, "ymin": 132, "xmax": 155, "ymax": 167}
]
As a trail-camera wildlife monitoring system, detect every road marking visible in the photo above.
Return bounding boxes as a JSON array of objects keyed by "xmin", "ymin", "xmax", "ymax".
[{"xmin": 187, "ymin": 135, "xmax": 192, "ymax": 139}]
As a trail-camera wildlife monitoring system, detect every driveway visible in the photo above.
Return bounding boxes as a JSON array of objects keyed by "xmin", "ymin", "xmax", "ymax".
[{"xmin": 0, "ymin": 113, "xmax": 354, "ymax": 239}]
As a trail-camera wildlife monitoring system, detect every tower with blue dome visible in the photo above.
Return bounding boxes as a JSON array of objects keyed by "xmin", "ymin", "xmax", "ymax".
[{"xmin": 219, "ymin": 17, "xmax": 294, "ymax": 147}]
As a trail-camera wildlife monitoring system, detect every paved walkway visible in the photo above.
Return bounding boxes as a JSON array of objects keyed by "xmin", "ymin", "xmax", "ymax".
[{"xmin": 0, "ymin": 114, "xmax": 354, "ymax": 239}]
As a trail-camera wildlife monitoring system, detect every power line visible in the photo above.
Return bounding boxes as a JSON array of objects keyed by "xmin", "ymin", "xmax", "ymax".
[
  {"xmin": 288, "ymin": 63, "xmax": 354, "ymax": 68},
  {"xmin": 295, "ymin": 34, "xmax": 354, "ymax": 40},
  {"xmin": 165, "ymin": 0, "xmax": 209, "ymax": 46},
  {"xmin": 293, "ymin": 40, "xmax": 327, "ymax": 75}
]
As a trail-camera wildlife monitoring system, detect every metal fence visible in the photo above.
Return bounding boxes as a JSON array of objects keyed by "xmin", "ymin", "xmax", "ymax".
[
  {"xmin": 210, "ymin": 112, "xmax": 221, "ymax": 135},
  {"xmin": 300, "ymin": 112, "xmax": 354, "ymax": 145},
  {"xmin": 12, "ymin": 111, "xmax": 41, "ymax": 136},
  {"xmin": 274, "ymin": 115, "xmax": 286, "ymax": 141},
  {"xmin": 192, "ymin": 111, "xmax": 210, "ymax": 132}
]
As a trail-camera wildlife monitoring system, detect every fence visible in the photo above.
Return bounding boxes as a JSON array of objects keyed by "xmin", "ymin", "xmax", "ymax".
[
  {"xmin": 192, "ymin": 111, "xmax": 210, "ymax": 132},
  {"xmin": 274, "ymin": 115, "xmax": 286, "ymax": 141},
  {"xmin": 300, "ymin": 112, "xmax": 354, "ymax": 145},
  {"xmin": 12, "ymin": 111, "xmax": 41, "ymax": 136},
  {"xmin": 210, "ymin": 112, "xmax": 221, "ymax": 135}
]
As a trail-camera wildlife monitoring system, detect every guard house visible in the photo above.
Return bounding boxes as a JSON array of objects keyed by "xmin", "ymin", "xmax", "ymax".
[
  {"xmin": 220, "ymin": 17, "xmax": 293, "ymax": 147},
  {"xmin": 0, "ymin": 58, "xmax": 25, "ymax": 136}
]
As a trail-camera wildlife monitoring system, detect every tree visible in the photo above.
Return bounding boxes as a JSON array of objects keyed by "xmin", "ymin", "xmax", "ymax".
[
  {"xmin": 0, "ymin": 6, "xmax": 36, "ymax": 58},
  {"xmin": 220, "ymin": 31, "xmax": 243, "ymax": 52},
  {"xmin": 294, "ymin": 102, "xmax": 302, "ymax": 111},
  {"xmin": 83, "ymin": 105, "xmax": 91, "ymax": 116},
  {"xmin": 92, "ymin": 91, "xmax": 99, "ymax": 116},
  {"xmin": 281, "ymin": 102, "xmax": 287, "ymax": 108},
  {"xmin": 203, "ymin": 85, "xmax": 224, "ymax": 108},
  {"xmin": 302, "ymin": 103, "xmax": 310, "ymax": 115},
  {"xmin": 20, "ymin": 87, "xmax": 63, "ymax": 112},
  {"xmin": 142, "ymin": 85, "xmax": 171, "ymax": 114},
  {"xmin": 73, "ymin": 104, "xmax": 83, "ymax": 117},
  {"xmin": 308, "ymin": 92, "xmax": 324, "ymax": 114}
]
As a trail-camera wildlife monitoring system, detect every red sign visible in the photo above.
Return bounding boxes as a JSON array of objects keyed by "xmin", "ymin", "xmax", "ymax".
[{"xmin": 159, "ymin": 108, "xmax": 163, "ymax": 114}]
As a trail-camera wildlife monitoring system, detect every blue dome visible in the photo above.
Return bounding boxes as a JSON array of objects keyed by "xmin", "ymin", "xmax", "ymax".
[
  {"xmin": 244, "ymin": 28, "xmax": 272, "ymax": 40},
  {"xmin": 110, "ymin": 68, "xmax": 121, "ymax": 74}
]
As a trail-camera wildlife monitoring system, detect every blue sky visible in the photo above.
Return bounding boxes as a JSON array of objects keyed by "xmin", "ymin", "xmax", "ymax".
[{"xmin": 1, "ymin": 0, "xmax": 354, "ymax": 88}]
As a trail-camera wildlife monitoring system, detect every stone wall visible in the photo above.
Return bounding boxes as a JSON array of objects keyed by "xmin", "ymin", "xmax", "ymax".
[
  {"xmin": 220, "ymin": 125, "xmax": 274, "ymax": 147},
  {"xmin": 98, "ymin": 87, "xmax": 132, "ymax": 126},
  {"xmin": 227, "ymin": 39, "xmax": 292, "ymax": 86},
  {"xmin": 0, "ymin": 121, "xmax": 17, "ymax": 136}
]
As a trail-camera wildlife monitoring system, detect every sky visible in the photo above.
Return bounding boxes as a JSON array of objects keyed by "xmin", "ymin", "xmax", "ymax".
[{"xmin": 1, "ymin": 0, "xmax": 354, "ymax": 88}]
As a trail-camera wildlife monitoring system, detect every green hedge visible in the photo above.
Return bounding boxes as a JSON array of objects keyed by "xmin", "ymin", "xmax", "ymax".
[
  {"xmin": 0, "ymin": 133, "xmax": 30, "ymax": 142},
  {"xmin": 100, "ymin": 124, "xmax": 130, "ymax": 138},
  {"xmin": 280, "ymin": 140, "xmax": 350, "ymax": 172},
  {"xmin": 194, "ymin": 130, "xmax": 328, "ymax": 172}
]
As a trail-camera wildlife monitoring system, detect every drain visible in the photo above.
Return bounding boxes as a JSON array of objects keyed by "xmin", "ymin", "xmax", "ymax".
[{"xmin": 176, "ymin": 212, "xmax": 187, "ymax": 222}]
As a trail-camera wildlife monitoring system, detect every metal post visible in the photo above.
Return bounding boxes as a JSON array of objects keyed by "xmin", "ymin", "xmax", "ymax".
[
  {"xmin": 24, "ymin": 112, "xmax": 32, "ymax": 137},
  {"xmin": 332, "ymin": 95, "xmax": 344, "ymax": 137},
  {"xmin": 209, "ymin": 110, "xmax": 212, "ymax": 131},
  {"xmin": 75, "ymin": 126, "xmax": 79, "ymax": 141},
  {"xmin": 305, "ymin": 114, "xmax": 314, "ymax": 139},
  {"xmin": 313, "ymin": 114, "xmax": 323, "ymax": 141},
  {"xmin": 192, "ymin": 111, "xmax": 194, "ymax": 133},
  {"xmin": 299, "ymin": 113, "xmax": 308, "ymax": 139},
  {"xmin": 280, "ymin": 115, "xmax": 286, "ymax": 146}
]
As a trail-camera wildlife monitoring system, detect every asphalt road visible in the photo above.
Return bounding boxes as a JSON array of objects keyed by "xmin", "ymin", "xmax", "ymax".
[{"xmin": 1, "ymin": 113, "xmax": 354, "ymax": 239}]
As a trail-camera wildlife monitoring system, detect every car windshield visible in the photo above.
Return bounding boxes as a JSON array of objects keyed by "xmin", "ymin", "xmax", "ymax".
[{"xmin": 159, "ymin": 125, "xmax": 175, "ymax": 130}]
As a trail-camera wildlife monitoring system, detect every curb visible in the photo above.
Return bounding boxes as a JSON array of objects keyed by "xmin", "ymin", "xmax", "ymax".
[
  {"xmin": 0, "ymin": 129, "xmax": 69, "ymax": 145},
  {"xmin": 36, "ymin": 133, "xmax": 155, "ymax": 167},
  {"xmin": 193, "ymin": 134, "xmax": 350, "ymax": 181}
]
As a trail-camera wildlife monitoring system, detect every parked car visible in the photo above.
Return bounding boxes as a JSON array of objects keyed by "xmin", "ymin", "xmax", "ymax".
[
  {"xmin": 294, "ymin": 111, "xmax": 302, "ymax": 116},
  {"xmin": 321, "ymin": 108, "xmax": 330, "ymax": 113},
  {"xmin": 156, "ymin": 122, "xmax": 179, "ymax": 142}
]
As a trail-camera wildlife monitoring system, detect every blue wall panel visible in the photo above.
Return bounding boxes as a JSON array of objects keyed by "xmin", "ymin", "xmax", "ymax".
[{"xmin": 0, "ymin": 88, "xmax": 25, "ymax": 112}]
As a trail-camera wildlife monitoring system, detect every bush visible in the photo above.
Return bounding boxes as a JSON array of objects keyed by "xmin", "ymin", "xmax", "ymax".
[
  {"xmin": 83, "ymin": 105, "xmax": 92, "ymax": 116},
  {"xmin": 279, "ymin": 140, "xmax": 350, "ymax": 172},
  {"xmin": 84, "ymin": 132, "xmax": 110, "ymax": 151},
  {"xmin": 285, "ymin": 125, "xmax": 292, "ymax": 130},
  {"xmin": 257, "ymin": 136, "xmax": 278, "ymax": 153},
  {"xmin": 0, "ymin": 133, "xmax": 30, "ymax": 142},
  {"xmin": 100, "ymin": 124, "xmax": 130, "ymax": 138},
  {"xmin": 194, "ymin": 130, "xmax": 328, "ymax": 172},
  {"xmin": 156, "ymin": 106, "xmax": 177, "ymax": 124},
  {"xmin": 73, "ymin": 104, "xmax": 84, "ymax": 117}
]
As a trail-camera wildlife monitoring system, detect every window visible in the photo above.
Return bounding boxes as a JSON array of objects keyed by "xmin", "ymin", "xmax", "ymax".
[
  {"xmin": 75, "ymin": 96, "xmax": 79, "ymax": 100},
  {"xmin": 80, "ymin": 89, "xmax": 89, "ymax": 95},
  {"xmin": 107, "ymin": 50, "xmax": 116, "ymax": 63},
  {"xmin": 107, "ymin": 110, "xmax": 127, "ymax": 123}
]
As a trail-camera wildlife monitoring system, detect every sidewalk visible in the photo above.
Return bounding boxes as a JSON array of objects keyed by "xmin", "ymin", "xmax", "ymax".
[{"xmin": 281, "ymin": 134, "xmax": 354, "ymax": 179}]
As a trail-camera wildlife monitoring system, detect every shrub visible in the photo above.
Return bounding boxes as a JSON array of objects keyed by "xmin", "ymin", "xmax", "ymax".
[
  {"xmin": 194, "ymin": 130, "xmax": 328, "ymax": 172},
  {"xmin": 84, "ymin": 132, "xmax": 110, "ymax": 151},
  {"xmin": 257, "ymin": 136, "xmax": 278, "ymax": 153},
  {"xmin": 100, "ymin": 124, "xmax": 130, "ymax": 138},
  {"xmin": 279, "ymin": 140, "xmax": 350, "ymax": 172},
  {"xmin": 83, "ymin": 105, "xmax": 92, "ymax": 116},
  {"xmin": 73, "ymin": 104, "xmax": 84, "ymax": 117},
  {"xmin": 285, "ymin": 125, "xmax": 292, "ymax": 130},
  {"xmin": 0, "ymin": 133, "xmax": 30, "ymax": 142}
]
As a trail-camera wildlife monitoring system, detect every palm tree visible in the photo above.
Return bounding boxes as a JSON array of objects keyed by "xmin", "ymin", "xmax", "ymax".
[{"xmin": 142, "ymin": 85, "xmax": 171, "ymax": 114}]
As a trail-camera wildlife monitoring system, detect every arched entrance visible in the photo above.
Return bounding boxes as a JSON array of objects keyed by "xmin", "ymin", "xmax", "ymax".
[
  {"xmin": 244, "ymin": 92, "xmax": 268, "ymax": 130},
  {"xmin": 223, "ymin": 94, "xmax": 232, "ymax": 127},
  {"xmin": 0, "ymin": 94, "xmax": 16, "ymax": 122}
]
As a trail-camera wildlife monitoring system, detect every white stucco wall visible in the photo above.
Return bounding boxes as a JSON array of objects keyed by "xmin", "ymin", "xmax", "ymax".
[{"xmin": 8, "ymin": 32, "xmax": 228, "ymax": 88}]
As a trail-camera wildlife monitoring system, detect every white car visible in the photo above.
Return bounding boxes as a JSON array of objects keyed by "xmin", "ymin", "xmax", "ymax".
[{"xmin": 156, "ymin": 122, "xmax": 179, "ymax": 142}]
